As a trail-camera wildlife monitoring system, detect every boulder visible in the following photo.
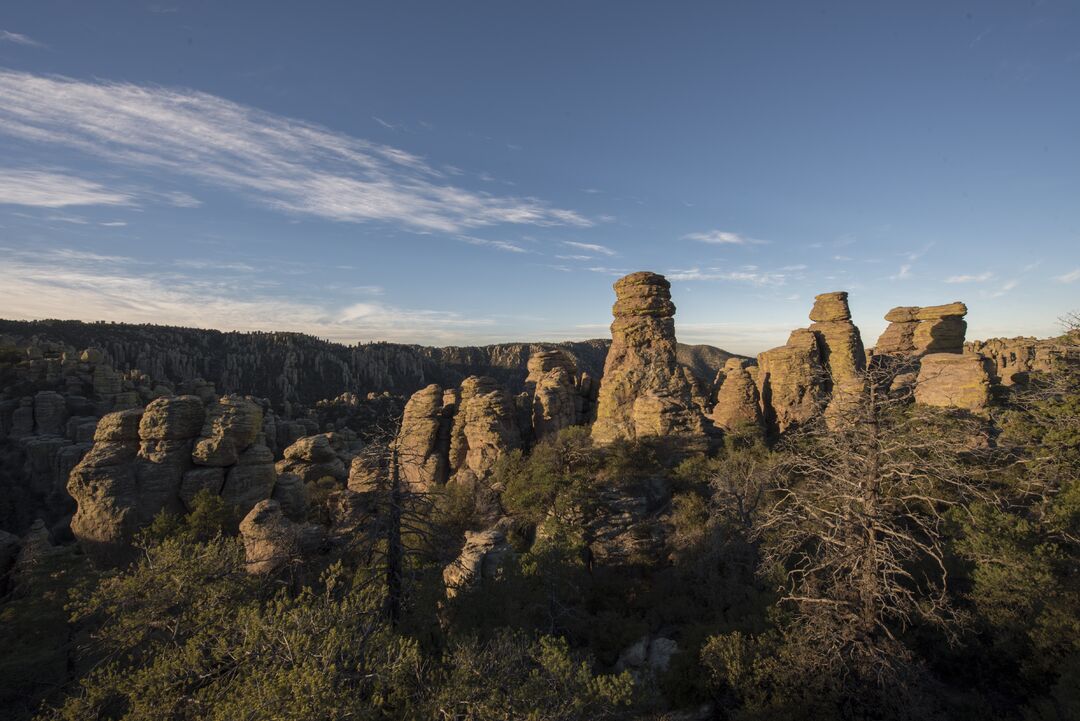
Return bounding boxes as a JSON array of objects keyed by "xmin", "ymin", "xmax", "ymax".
[
  {"xmin": 191, "ymin": 395, "xmax": 262, "ymax": 466},
  {"xmin": 808, "ymin": 291, "xmax": 852, "ymax": 322},
  {"xmin": 592, "ymin": 272, "xmax": 705, "ymax": 444},
  {"xmin": 443, "ymin": 526, "xmax": 515, "ymax": 598},
  {"xmin": 239, "ymin": 500, "xmax": 301, "ymax": 575},
  {"xmin": 276, "ymin": 434, "xmax": 347, "ymax": 484},
  {"xmin": 914, "ymin": 353, "xmax": 993, "ymax": 412},
  {"xmin": 138, "ymin": 395, "xmax": 205, "ymax": 440}
]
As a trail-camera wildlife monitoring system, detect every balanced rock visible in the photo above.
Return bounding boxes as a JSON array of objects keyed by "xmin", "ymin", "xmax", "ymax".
[
  {"xmin": 592, "ymin": 272, "xmax": 704, "ymax": 444},
  {"xmin": 914, "ymin": 353, "xmax": 993, "ymax": 412},
  {"xmin": 876, "ymin": 302, "xmax": 968, "ymax": 357},
  {"xmin": 808, "ymin": 291, "xmax": 852, "ymax": 322},
  {"xmin": 710, "ymin": 358, "xmax": 763, "ymax": 433},
  {"xmin": 275, "ymin": 433, "xmax": 347, "ymax": 483}
]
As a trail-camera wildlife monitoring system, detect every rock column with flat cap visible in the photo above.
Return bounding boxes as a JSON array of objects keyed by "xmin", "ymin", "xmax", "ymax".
[
  {"xmin": 807, "ymin": 291, "xmax": 867, "ymax": 426},
  {"xmin": 591, "ymin": 272, "xmax": 704, "ymax": 444}
]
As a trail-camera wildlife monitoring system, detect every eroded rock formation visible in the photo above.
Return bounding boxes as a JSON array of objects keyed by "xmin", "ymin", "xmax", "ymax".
[
  {"xmin": 591, "ymin": 272, "xmax": 705, "ymax": 444},
  {"xmin": 443, "ymin": 525, "xmax": 515, "ymax": 599},
  {"xmin": 448, "ymin": 376, "xmax": 521, "ymax": 484},
  {"xmin": 914, "ymin": 353, "xmax": 993, "ymax": 412},
  {"xmin": 710, "ymin": 358, "xmax": 763, "ymax": 433},
  {"xmin": 757, "ymin": 329, "xmax": 829, "ymax": 435}
]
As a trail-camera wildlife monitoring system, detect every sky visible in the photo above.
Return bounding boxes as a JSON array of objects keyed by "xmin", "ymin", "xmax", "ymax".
[{"xmin": 0, "ymin": 1, "xmax": 1077, "ymax": 356}]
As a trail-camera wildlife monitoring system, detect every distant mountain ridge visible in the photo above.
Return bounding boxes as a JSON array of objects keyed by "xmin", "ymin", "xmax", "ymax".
[{"xmin": 0, "ymin": 319, "xmax": 740, "ymax": 407}]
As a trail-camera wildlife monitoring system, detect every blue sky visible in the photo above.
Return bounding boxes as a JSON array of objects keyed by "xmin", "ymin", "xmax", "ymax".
[{"xmin": 0, "ymin": 1, "xmax": 1077, "ymax": 355}]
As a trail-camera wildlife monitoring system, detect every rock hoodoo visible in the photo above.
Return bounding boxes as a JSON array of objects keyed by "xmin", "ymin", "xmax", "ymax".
[
  {"xmin": 709, "ymin": 358, "xmax": 763, "ymax": 434},
  {"xmin": 807, "ymin": 292, "xmax": 867, "ymax": 425},
  {"xmin": 394, "ymin": 384, "xmax": 453, "ymax": 489},
  {"xmin": 757, "ymin": 328, "xmax": 829, "ymax": 435},
  {"xmin": 591, "ymin": 272, "xmax": 705, "ymax": 444},
  {"xmin": 448, "ymin": 376, "xmax": 521, "ymax": 484},
  {"xmin": 875, "ymin": 303, "xmax": 968, "ymax": 358}
]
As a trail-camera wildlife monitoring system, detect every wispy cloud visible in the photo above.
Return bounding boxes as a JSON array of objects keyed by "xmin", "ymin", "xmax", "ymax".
[
  {"xmin": 667, "ymin": 267, "xmax": 788, "ymax": 286},
  {"xmin": 1055, "ymin": 268, "xmax": 1080, "ymax": 283},
  {"xmin": 945, "ymin": 271, "xmax": 994, "ymax": 283},
  {"xmin": 458, "ymin": 235, "xmax": 528, "ymax": 253},
  {"xmin": 889, "ymin": 264, "xmax": 912, "ymax": 280},
  {"xmin": 989, "ymin": 279, "xmax": 1019, "ymax": 298},
  {"xmin": 0, "ymin": 245, "xmax": 493, "ymax": 343},
  {"xmin": 0, "ymin": 169, "xmax": 134, "ymax": 207},
  {"xmin": 0, "ymin": 69, "xmax": 592, "ymax": 234},
  {"xmin": 0, "ymin": 30, "xmax": 43, "ymax": 47},
  {"xmin": 563, "ymin": 240, "xmax": 616, "ymax": 256},
  {"xmin": 682, "ymin": 230, "xmax": 764, "ymax": 245}
]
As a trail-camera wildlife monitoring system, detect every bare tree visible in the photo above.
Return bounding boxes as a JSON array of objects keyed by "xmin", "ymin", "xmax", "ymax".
[{"xmin": 754, "ymin": 362, "xmax": 999, "ymax": 688}]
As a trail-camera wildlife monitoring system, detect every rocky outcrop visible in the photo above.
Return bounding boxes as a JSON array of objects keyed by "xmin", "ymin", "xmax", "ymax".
[
  {"xmin": 67, "ymin": 409, "xmax": 143, "ymax": 564},
  {"xmin": 443, "ymin": 525, "xmax": 515, "ymax": 599},
  {"xmin": 238, "ymin": 499, "xmax": 323, "ymax": 575},
  {"xmin": 592, "ymin": 272, "xmax": 705, "ymax": 444},
  {"xmin": 448, "ymin": 376, "xmax": 521, "ymax": 484},
  {"xmin": 807, "ymin": 292, "xmax": 866, "ymax": 425},
  {"xmin": 966, "ymin": 336, "xmax": 1076, "ymax": 385},
  {"xmin": 914, "ymin": 353, "xmax": 993, "ymax": 412},
  {"xmin": 394, "ymin": 384, "xmax": 453, "ymax": 488},
  {"xmin": 709, "ymin": 358, "xmax": 763, "ymax": 433},
  {"xmin": 191, "ymin": 395, "xmax": 262, "ymax": 467},
  {"xmin": 275, "ymin": 433, "xmax": 351, "ymax": 484},
  {"xmin": 67, "ymin": 395, "xmax": 286, "ymax": 565},
  {"xmin": 875, "ymin": 303, "xmax": 968, "ymax": 357},
  {"xmin": 757, "ymin": 329, "xmax": 829, "ymax": 435},
  {"xmin": 527, "ymin": 350, "xmax": 588, "ymax": 442},
  {"xmin": 616, "ymin": 635, "xmax": 680, "ymax": 676}
]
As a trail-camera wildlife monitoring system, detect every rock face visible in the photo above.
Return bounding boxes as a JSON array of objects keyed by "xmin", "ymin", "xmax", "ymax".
[
  {"xmin": 443, "ymin": 526, "xmax": 515, "ymax": 598},
  {"xmin": 710, "ymin": 358, "xmax": 763, "ymax": 433},
  {"xmin": 757, "ymin": 329, "xmax": 829, "ymax": 435},
  {"xmin": 875, "ymin": 303, "xmax": 968, "ymax": 357},
  {"xmin": 914, "ymin": 353, "xmax": 993, "ymax": 412},
  {"xmin": 591, "ymin": 272, "xmax": 705, "ymax": 444},
  {"xmin": 394, "ymin": 384, "xmax": 453, "ymax": 488},
  {"xmin": 448, "ymin": 376, "xmax": 521, "ymax": 484}
]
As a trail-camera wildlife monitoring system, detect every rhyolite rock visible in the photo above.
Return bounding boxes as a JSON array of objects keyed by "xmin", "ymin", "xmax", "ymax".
[
  {"xmin": 592, "ymin": 272, "xmax": 705, "ymax": 444},
  {"xmin": 239, "ymin": 500, "xmax": 302, "ymax": 575},
  {"xmin": 876, "ymin": 302, "xmax": 968, "ymax": 357},
  {"xmin": 807, "ymin": 292, "xmax": 866, "ymax": 426},
  {"xmin": 275, "ymin": 433, "xmax": 348, "ymax": 484},
  {"xmin": 529, "ymin": 350, "xmax": 583, "ymax": 442},
  {"xmin": 192, "ymin": 395, "xmax": 262, "ymax": 467},
  {"xmin": 710, "ymin": 358, "xmax": 763, "ymax": 433},
  {"xmin": 443, "ymin": 525, "xmax": 515, "ymax": 598},
  {"xmin": 395, "ymin": 384, "xmax": 453, "ymax": 488},
  {"xmin": 757, "ymin": 329, "xmax": 829, "ymax": 435},
  {"xmin": 448, "ymin": 376, "xmax": 520, "ymax": 483},
  {"xmin": 914, "ymin": 353, "xmax": 993, "ymax": 412},
  {"xmin": 966, "ymin": 336, "xmax": 1076, "ymax": 386}
]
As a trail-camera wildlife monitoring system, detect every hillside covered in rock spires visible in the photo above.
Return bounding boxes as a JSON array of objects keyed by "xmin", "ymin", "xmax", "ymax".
[
  {"xmin": 3, "ymin": 2, "xmax": 1080, "ymax": 719},
  {"xmin": 2, "ymin": 269, "xmax": 1077, "ymax": 721}
]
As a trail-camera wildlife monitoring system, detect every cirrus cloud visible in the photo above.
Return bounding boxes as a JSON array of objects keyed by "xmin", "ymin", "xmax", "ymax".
[{"xmin": 0, "ymin": 69, "xmax": 591, "ymax": 235}]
